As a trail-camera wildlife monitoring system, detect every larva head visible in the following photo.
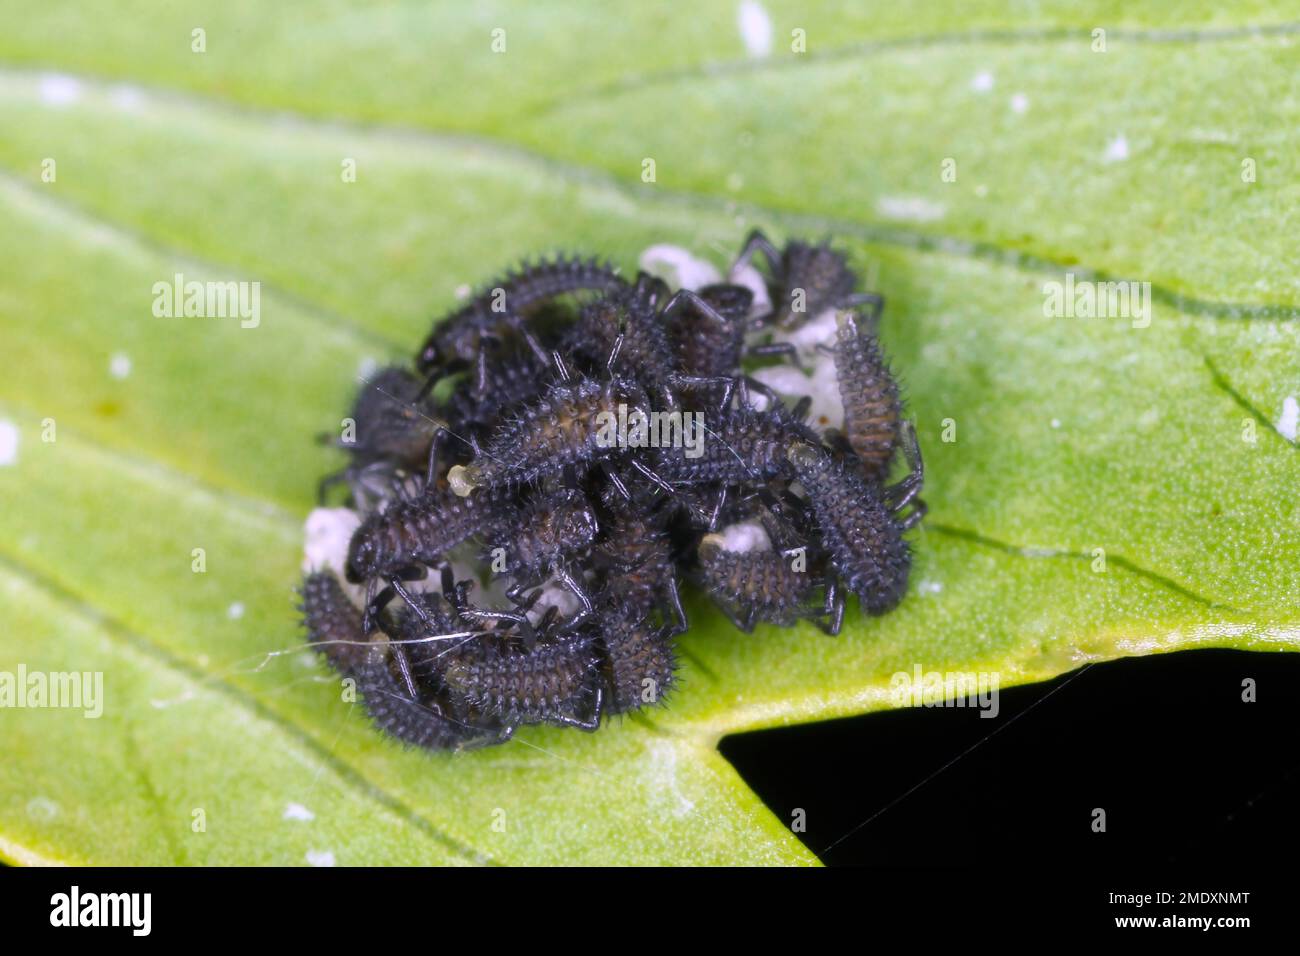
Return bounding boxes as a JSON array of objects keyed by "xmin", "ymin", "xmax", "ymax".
[
  {"xmin": 631, "ymin": 269, "xmax": 672, "ymax": 304},
  {"xmin": 344, "ymin": 516, "xmax": 383, "ymax": 583},
  {"xmin": 551, "ymin": 495, "xmax": 600, "ymax": 552},
  {"xmin": 416, "ymin": 337, "xmax": 442, "ymax": 374},
  {"xmin": 417, "ymin": 324, "xmax": 481, "ymax": 374},
  {"xmin": 350, "ymin": 368, "xmax": 441, "ymax": 461},
  {"xmin": 698, "ymin": 282, "xmax": 754, "ymax": 322}
]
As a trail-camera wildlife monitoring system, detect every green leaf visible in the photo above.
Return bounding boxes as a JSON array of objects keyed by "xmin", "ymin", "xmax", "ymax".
[{"xmin": 1, "ymin": 1, "xmax": 1297, "ymax": 865}]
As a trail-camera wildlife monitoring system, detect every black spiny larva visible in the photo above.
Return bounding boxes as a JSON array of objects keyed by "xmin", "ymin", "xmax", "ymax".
[
  {"xmin": 592, "ymin": 493, "xmax": 685, "ymax": 634},
  {"xmin": 696, "ymin": 536, "xmax": 840, "ymax": 634},
  {"xmin": 345, "ymin": 482, "xmax": 515, "ymax": 585},
  {"xmin": 577, "ymin": 273, "xmax": 762, "ymax": 408},
  {"xmin": 344, "ymin": 482, "xmax": 522, "ymax": 635},
  {"xmin": 438, "ymin": 631, "xmax": 603, "ymax": 731},
  {"xmin": 574, "ymin": 274, "xmax": 678, "ymax": 398},
  {"xmin": 417, "ymin": 255, "xmax": 627, "ymax": 375},
  {"xmin": 830, "ymin": 310, "xmax": 903, "ymax": 482},
  {"xmin": 481, "ymin": 489, "xmax": 598, "ymax": 584},
  {"xmin": 650, "ymin": 399, "xmax": 819, "ymax": 487},
  {"xmin": 784, "ymin": 422, "xmax": 926, "ymax": 615},
  {"xmin": 355, "ymin": 636, "xmax": 504, "ymax": 750},
  {"xmin": 447, "ymin": 373, "xmax": 651, "ymax": 497},
  {"xmin": 599, "ymin": 612, "xmax": 678, "ymax": 715},
  {"xmin": 440, "ymin": 341, "xmax": 553, "ymax": 440}
]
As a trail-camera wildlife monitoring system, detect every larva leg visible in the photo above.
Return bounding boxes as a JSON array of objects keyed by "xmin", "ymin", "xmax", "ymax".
[{"xmin": 732, "ymin": 229, "xmax": 783, "ymax": 277}]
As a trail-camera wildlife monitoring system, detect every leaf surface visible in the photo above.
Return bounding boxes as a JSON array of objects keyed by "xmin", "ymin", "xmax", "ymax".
[{"xmin": 0, "ymin": 1, "xmax": 1296, "ymax": 865}]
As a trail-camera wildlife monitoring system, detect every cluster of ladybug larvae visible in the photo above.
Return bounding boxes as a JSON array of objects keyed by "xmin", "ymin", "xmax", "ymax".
[{"xmin": 301, "ymin": 231, "xmax": 925, "ymax": 751}]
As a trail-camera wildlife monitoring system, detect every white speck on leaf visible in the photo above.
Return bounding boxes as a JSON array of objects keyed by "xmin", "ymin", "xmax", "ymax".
[
  {"xmin": 26, "ymin": 796, "xmax": 59, "ymax": 821},
  {"xmin": 1010, "ymin": 93, "xmax": 1029, "ymax": 114},
  {"xmin": 110, "ymin": 353, "xmax": 131, "ymax": 379},
  {"xmin": 737, "ymin": 1, "xmax": 773, "ymax": 58},
  {"xmin": 971, "ymin": 71, "xmax": 994, "ymax": 92},
  {"xmin": 1103, "ymin": 134, "xmax": 1129, "ymax": 163},
  {"xmin": 1276, "ymin": 396, "xmax": 1299, "ymax": 442},
  {"xmin": 876, "ymin": 196, "xmax": 946, "ymax": 222},
  {"xmin": 1186, "ymin": 128, "xmax": 1234, "ymax": 144},
  {"xmin": 227, "ymin": 601, "xmax": 245, "ymax": 620},
  {"xmin": 305, "ymin": 849, "xmax": 335, "ymax": 867},
  {"xmin": 284, "ymin": 802, "xmax": 315, "ymax": 822},
  {"xmin": 0, "ymin": 420, "xmax": 18, "ymax": 466},
  {"xmin": 150, "ymin": 688, "xmax": 197, "ymax": 709},
  {"xmin": 39, "ymin": 73, "xmax": 81, "ymax": 107}
]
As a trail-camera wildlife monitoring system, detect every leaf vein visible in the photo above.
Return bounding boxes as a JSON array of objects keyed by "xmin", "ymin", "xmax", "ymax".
[
  {"xmin": 927, "ymin": 523, "xmax": 1235, "ymax": 611},
  {"xmin": 1204, "ymin": 354, "xmax": 1298, "ymax": 449},
  {"xmin": 524, "ymin": 21, "xmax": 1300, "ymax": 122}
]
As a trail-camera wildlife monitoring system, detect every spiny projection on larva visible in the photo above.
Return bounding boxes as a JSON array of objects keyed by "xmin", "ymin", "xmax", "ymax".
[{"xmin": 303, "ymin": 230, "xmax": 925, "ymax": 750}]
